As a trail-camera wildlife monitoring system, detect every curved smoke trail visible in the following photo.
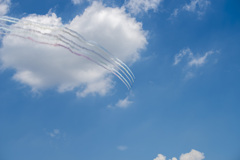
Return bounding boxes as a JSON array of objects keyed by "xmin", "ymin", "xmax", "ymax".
[{"xmin": 0, "ymin": 16, "xmax": 134, "ymax": 89}]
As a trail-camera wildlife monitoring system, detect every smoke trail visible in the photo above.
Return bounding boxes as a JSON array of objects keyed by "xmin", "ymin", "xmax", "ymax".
[{"xmin": 0, "ymin": 16, "xmax": 134, "ymax": 89}]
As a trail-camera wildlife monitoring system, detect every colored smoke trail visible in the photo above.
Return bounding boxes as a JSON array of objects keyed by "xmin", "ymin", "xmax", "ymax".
[{"xmin": 0, "ymin": 16, "xmax": 134, "ymax": 89}]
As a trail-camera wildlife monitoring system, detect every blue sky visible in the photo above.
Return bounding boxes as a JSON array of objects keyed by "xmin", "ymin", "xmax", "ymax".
[{"xmin": 0, "ymin": 0, "xmax": 240, "ymax": 160}]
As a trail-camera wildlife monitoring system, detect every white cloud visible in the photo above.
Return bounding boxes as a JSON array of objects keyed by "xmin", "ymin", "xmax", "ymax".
[
  {"xmin": 173, "ymin": 48, "xmax": 216, "ymax": 79},
  {"xmin": 170, "ymin": 0, "xmax": 210, "ymax": 18},
  {"xmin": 117, "ymin": 145, "xmax": 128, "ymax": 151},
  {"xmin": 154, "ymin": 154, "xmax": 166, "ymax": 160},
  {"xmin": 173, "ymin": 48, "xmax": 193, "ymax": 66},
  {"xmin": 170, "ymin": 9, "xmax": 179, "ymax": 18},
  {"xmin": 180, "ymin": 149, "xmax": 205, "ymax": 160},
  {"xmin": 188, "ymin": 50, "xmax": 214, "ymax": 67},
  {"xmin": 48, "ymin": 129, "xmax": 60, "ymax": 138},
  {"xmin": 183, "ymin": 0, "xmax": 210, "ymax": 16},
  {"xmin": 71, "ymin": 0, "xmax": 83, "ymax": 5},
  {"xmin": 125, "ymin": 0, "xmax": 163, "ymax": 15},
  {"xmin": 174, "ymin": 48, "xmax": 214, "ymax": 67},
  {"xmin": 115, "ymin": 96, "xmax": 133, "ymax": 108},
  {"xmin": 107, "ymin": 94, "xmax": 133, "ymax": 109},
  {"xmin": 154, "ymin": 149, "xmax": 205, "ymax": 160},
  {"xmin": 0, "ymin": 0, "xmax": 10, "ymax": 16},
  {"xmin": 0, "ymin": 2, "xmax": 147, "ymax": 97},
  {"xmin": 68, "ymin": 2, "xmax": 147, "ymax": 63}
]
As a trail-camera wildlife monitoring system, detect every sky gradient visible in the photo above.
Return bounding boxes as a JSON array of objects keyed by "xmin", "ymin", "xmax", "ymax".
[{"xmin": 0, "ymin": 0, "xmax": 240, "ymax": 160}]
